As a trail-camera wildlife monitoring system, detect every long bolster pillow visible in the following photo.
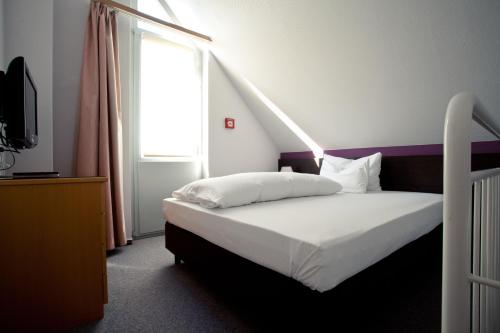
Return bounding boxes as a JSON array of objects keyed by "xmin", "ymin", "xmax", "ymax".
[{"xmin": 172, "ymin": 172, "xmax": 342, "ymax": 208}]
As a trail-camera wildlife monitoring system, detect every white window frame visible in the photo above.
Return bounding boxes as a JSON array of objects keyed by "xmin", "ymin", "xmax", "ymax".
[{"xmin": 132, "ymin": 27, "xmax": 204, "ymax": 163}]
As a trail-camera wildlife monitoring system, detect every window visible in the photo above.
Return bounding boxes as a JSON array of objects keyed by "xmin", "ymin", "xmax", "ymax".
[{"xmin": 134, "ymin": 1, "xmax": 202, "ymax": 159}]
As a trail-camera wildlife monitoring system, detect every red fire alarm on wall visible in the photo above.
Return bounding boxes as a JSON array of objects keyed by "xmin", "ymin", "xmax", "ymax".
[{"xmin": 225, "ymin": 118, "xmax": 235, "ymax": 129}]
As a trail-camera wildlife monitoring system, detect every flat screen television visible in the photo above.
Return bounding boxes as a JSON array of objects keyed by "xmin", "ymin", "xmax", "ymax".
[{"xmin": 3, "ymin": 56, "xmax": 38, "ymax": 149}]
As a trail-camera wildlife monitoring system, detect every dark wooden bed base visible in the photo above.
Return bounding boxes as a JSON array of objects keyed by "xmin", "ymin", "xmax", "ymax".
[
  {"xmin": 165, "ymin": 153, "xmax": 500, "ymax": 295},
  {"xmin": 165, "ymin": 219, "xmax": 442, "ymax": 286},
  {"xmin": 278, "ymin": 153, "xmax": 500, "ymax": 194}
]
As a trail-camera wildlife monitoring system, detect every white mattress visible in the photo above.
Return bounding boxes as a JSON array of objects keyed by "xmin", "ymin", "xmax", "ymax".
[{"xmin": 163, "ymin": 191, "xmax": 443, "ymax": 292}]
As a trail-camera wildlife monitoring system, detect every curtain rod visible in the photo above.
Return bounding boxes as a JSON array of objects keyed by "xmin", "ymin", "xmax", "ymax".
[{"xmin": 92, "ymin": 0, "xmax": 212, "ymax": 42}]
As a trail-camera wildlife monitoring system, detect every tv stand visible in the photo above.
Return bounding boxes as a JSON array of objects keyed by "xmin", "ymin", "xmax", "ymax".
[{"xmin": 0, "ymin": 177, "xmax": 108, "ymax": 331}]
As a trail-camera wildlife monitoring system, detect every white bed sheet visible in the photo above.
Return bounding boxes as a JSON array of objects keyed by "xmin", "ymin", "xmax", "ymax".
[{"xmin": 163, "ymin": 191, "xmax": 443, "ymax": 292}]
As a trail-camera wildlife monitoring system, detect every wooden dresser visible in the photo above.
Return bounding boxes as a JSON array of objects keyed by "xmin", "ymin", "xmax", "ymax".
[{"xmin": 0, "ymin": 177, "xmax": 108, "ymax": 332}]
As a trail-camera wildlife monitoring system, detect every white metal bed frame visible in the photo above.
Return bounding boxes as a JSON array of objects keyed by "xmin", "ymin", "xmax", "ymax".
[{"xmin": 443, "ymin": 92, "xmax": 500, "ymax": 333}]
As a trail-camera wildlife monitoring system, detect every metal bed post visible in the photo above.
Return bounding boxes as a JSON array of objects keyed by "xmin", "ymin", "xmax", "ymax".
[{"xmin": 443, "ymin": 92, "xmax": 500, "ymax": 333}]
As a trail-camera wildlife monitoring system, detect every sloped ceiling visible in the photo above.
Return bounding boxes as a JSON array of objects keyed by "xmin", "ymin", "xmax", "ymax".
[{"xmin": 168, "ymin": 0, "xmax": 500, "ymax": 151}]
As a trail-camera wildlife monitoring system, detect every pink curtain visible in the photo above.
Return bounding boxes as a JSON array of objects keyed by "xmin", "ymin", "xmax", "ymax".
[{"xmin": 76, "ymin": 3, "xmax": 126, "ymax": 250}]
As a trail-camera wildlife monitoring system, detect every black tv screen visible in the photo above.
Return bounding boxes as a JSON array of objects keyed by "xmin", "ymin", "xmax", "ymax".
[{"xmin": 5, "ymin": 56, "xmax": 38, "ymax": 149}]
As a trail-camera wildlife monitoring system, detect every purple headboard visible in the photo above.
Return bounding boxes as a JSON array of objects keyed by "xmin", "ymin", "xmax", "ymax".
[{"xmin": 280, "ymin": 140, "xmax": 500, "ymax": 160}]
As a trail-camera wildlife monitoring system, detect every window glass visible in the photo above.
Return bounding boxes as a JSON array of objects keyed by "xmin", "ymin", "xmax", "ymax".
[{"xmin": 139, "ymin": 33, "xmax": 201, "ymax": 157}]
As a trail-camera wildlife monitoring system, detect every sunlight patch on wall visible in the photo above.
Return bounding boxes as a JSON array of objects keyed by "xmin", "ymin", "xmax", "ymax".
[{"xmin": 242, "ymin": 77, "xmax": 323, "ymax": 158}]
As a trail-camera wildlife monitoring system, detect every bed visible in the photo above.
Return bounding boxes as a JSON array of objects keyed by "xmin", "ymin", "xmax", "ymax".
[
  {"xmin": 164, "ymin": 191, "xmax": 442, "ymax": 292},
  {"xmin": 163, "ymin": 153, "xmax": 500, "ymax": 293}
]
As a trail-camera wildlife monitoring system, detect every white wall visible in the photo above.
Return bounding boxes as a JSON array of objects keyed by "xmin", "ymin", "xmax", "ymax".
[
  {"xmin": 52, "ymin": 0, "xmax": 87, "ymax": 177},
  {"xmin": 207, "ymin": 53, "xmax": 279, "ymax": 176},
  {"xmin": 4, "ymin": 0, "xmax": 53, "ymax": 174},
  {"xmin": 168, "ymin": 0, "xmax": 500, "ymax": 151},
  {"xmin": 214, "ymin": 57, "xmax": 310, "ymax": 154}
]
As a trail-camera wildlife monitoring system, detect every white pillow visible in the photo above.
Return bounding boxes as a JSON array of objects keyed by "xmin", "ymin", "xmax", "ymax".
[
  {"xmin": 172, "ymin": 172, "xmax": 342, "ymax": 209},
  {"xmin": 322, "ymin": 152, "xmax": 382, "ymax": 191},
  {"xmin": 320, "ymin": 159, "xmax": 369, "ymax": 193}
]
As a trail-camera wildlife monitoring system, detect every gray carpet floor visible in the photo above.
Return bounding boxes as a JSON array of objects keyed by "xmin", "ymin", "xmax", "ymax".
[
  {"xmin": 72, "ymin": 235, "xmax": 441, "ymax": 333},
  {"xmin": 72, "ymin": 236, "xmax": 249, "ymax": 332}
]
